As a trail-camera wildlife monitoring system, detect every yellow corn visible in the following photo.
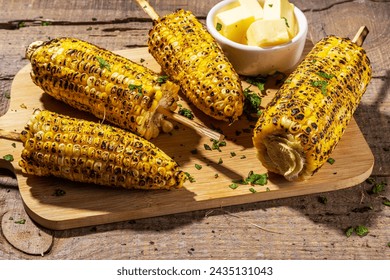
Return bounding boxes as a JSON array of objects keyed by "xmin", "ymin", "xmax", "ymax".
[
  {"xmin": 26, "ymin": 37, "xmax": 180, "ymax": 140},
  {"xmin": 252, "ymin": 36, "xmax": 372, "ymax": 181},
  {"xmin": 148, "ymin": 9, "xmax": 244, "ymax": 123},
  {"xmin": 19, "ymin": 110, "xmax": 186, "ymax": 190}
]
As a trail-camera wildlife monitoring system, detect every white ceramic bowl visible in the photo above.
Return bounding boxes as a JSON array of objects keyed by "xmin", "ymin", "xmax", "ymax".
[{"xmin": 206, "ymin": 0, "xmax": 308, "ymax": 76}]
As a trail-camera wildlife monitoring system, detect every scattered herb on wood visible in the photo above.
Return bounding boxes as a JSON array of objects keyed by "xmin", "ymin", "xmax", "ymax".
[
  {"xmin": 210, "ymin": 139, "xmax": 226, "ymax": 152},
  {"xmin": 195, "ymin": 163, "xmax": 202, "ymax": 170},
  {"xmin": 14, "ymin": 219, "xmax": 26, "ymax": 224},
  {"xmin": 229, "ymin": 183, "xmax": 239, "ymax": 190},
  {"xmin": 185, "ymin": 172, "xmax": 195, "ymax": 183},
  {"xmin": 217, "ymin": 158, "xmax": 223, "ymax": 165},
  {"xmin": 318, "ymin": 196, "xmax": 328, "ymax": 204},
  {"xmin": 230, "ymin": 152, "xmax": 236, "ymax": 157},
  {"xmin": 140, "ymin": 58, "xmax": 145, "ymax": 63},
  {"xmin": 20, "ymin": 103, "xmax": 27, "ymax": 109},
  {"xmin": 214, "ymin": 173, "xmax": 219, "ymax": 179},
  {"xmin": 204, "ymin": 144, "xmax": 212, "ymax": 151},
  {"xmin": 178, "ymin": 107, "xmax": 194, "ymax": 120},
  {"xmin": 53, "ymin": 188, "xmax": 66, "ymax": 196},
  {"xmin": 383, "ymin": 200, "xmax": 390, "ymax": 207},
  {"xmin": 249, "ymin": 187, "xmax": 257, "ymax": 193},
  {"xmin": 2, "ymin": 154, "xmax": 14, "ymax": 162},
  {"xmin": 327, "ymin": 158, "xmax": 335, "ymax": 165},
  {"xmin": 11, "ymin": 143, "xmax": 16, "ymax": 148},
  {"xmin": 240, "ymin": 155, "xmax": 246, "ymax": 159},
  {"xmin": 345, "ymin": 226, "xmax": 354, "ymax": 237}
]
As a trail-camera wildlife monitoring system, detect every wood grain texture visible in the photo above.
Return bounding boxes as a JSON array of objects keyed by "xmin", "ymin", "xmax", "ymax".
[{"xmin": 0, "ymin": 0, "xmax": 389, "ymax": 260}]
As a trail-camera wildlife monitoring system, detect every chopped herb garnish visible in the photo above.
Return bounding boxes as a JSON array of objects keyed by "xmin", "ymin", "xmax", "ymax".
[
  {"xmin": 346, "ymin": 225, "xmax": 369, "ymax": 237},
  {"xmin": 240, "ymin": 155, "xmax": 246, "ymax": 159},
  {"xmin": 282, "ymin": 17, "xmax": 290, "ymax": 28},
  {"xmin": 318, "ymin": 196, "xmax": 328, "ymax": 204},
  {"xmin": 230, "ymin": 152, "xmax": 236, "ymax": 157},
  {"xmin": 3, "ymin": 154, "xmax": 14, "ymax": 162},
  {"xmin": 345, "ymin": 227, "xmax": 354, "ymax": 237},
  {"xmin": 217, "ymin": 158, "xmax": 223, "ymax": 165},
  {"xmin": 317, "ymin": 71, "xmax": 334, "ymax": 80},
  {"xmin": 204, "ymin": 144, "xmax": 212, "ymax": 151},
  {"xmin": 4, "ymin": 91, "xmax": 10, "ymax": 99},
  {"xmin": 178, "ymin": 107, "xmax": 194, "ymax": 120},
  {"xmin": 371, "ymin": 181, "xmax": 386, "ymax": 194},
  {"xmin": 195, "ymin": 163, "xmax": 202, "ymax": 170},
  {"xmin": 383, "ymin": 200, "xmax": 390, "ymax": 207},
  {"xmin": 41, "ymin": 21, "xmax": 51, "ymax": 26},
  {"xmin": 140, "ymin": 58, "xmax": 145, "ymax": 63},
  {"xmin": 268, "ymin": 4, "xmax": 273, "ymax": 7},
  {"xmin": 216, "ymin": 23, "xmax": 222, "ymax": 31},
  {"xmin": 243, "ymin": 87, "xmax": 263, "ymax": 119},
  {"xmin": 18, "ymin": 21, "xmax": 26, "ymax": 28},
  {"xmin": 129, "ymin": 84, "xmax": 143, "ymax": 94},
  {"xmin": 185, "ymin": 172, "xmax": 196, "ymax": 183},
  {"xmin": 229, "ymin": 183, "xmax": 239, "ymax": 190},
  {"xmin": 327, "ymin": 157, "xmax": 335, "ymax": 165},
  {"xmin": 249, "ymin": 187, "xmax": 257, "ymax": 193},
  {"xmin": 245, "ymin": 171, "xmax": 268, "ymax": 185},
  {"xmin": 96, "ymin": 56, "xmax": 111, "ymax": 71},
  {"xmin": 20, "ymin": 103, "xmax": 27, "ymax": 109},
  {"xmin": 211, "ymin": 139, "xmax": 226, "ymax": 152},
  {"xmin": 53, "ymin": 188, "xmax": 66, "ymax": 196},
  {"xmin": 11, "ymin": 143, "xmax": 16, "ymax": 148},
  {"xmin": 246, "ymin": 76, "xmax": 266, "ymax": 92},
  {"xmin": 214, "ymin": 173, "xmax": 219, "ymax": 179},
  {"xmin": 14, "ymin": 219, "xmax": 26, "ymax": 224},
  {"xmin": 266, "ymin": 187, "xmax": 271, "ymax": 192},
  {"xmin": 157, "ymin": 75, "xmax": 169, "ymax": 84},
  {"xmin": 311, "ymin": 80, "xmax": 328, "ymax": 95},
  {"xmin": 355, "ymin": 225, "xmax": 369, "ymax": 237}
]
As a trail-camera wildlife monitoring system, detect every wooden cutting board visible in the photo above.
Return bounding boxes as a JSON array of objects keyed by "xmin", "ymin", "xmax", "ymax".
[{"xmin": 0, "ymin": 47, "xmax": 374, "ymax": 230}]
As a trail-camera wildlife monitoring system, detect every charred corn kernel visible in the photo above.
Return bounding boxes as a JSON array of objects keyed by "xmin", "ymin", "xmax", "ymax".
[
  {"xmin": 26, "ymin": 37, "xmax": 181, "ymax": 140},
  {"xmin": 148, "ymin": 9, "xmax": 244, "ymax": 122},
  {"xmin": 252, "ymin": 36, "xmax": 372, "ymax": 181},
  {"xmin": 19, "ymin": 110, "xmax": 186, "ymax": 190}
]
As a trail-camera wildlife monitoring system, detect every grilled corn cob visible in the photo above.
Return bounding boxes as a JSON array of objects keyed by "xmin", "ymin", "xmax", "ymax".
[
  {"xmin": 148, "ymin": 9, "xmax": 244, "ymax": 122},
  {"xmin": 26, "ymin": 37, "xmax": 180, "ymax": 140},
  {"xmin": 252, "ymin": 35, "xmax": 372, "ymax": 181},
  {"xmin": 19, "ymin": 110, "xmax": 186, "ymax": 190}
]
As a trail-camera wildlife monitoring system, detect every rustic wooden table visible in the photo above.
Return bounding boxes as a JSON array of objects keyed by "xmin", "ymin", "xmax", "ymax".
[{"xmin": 0, "ymin": 0, "xmax": 389, "ymax": 260}]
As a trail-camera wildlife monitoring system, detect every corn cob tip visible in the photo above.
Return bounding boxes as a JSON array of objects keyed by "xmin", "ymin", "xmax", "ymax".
[{"xmin": 26, "ymin": 40, "xmax": 44, "ymax": 60}]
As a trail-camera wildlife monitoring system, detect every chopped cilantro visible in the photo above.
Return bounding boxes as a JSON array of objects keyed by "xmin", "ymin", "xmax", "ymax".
[
  {"xmin": 233, "ymin": 171, "xmax": 268, "ymax": 186},
  {"xmin": 14, "ymin": 219, "xmax": 26, "ymax": 224},
  {"xmin": 217, "ymin": 158, "xmax": 223, "ymax": 165},
  {"xmin": 178, "ymin": 107, "xmax": 194, "ymax": 120},
  {"xmin": 345, "ymin": 227, "xmax": 354, "ymax": 237},
  {"xmin": 240, "ymin": 155, "xmax": 246, "ymax": 159},
  {"xmin": 211, "ymin": 139, "xmax": 226, "ymax": 152},
  {"xmin": 230, "ymin": 152, "xmax": 236, "ymax": 157},
  {"xmin": 3, "ymin": 154, "xmax": 14, "ymax": 162},
  {"xmin": 317, "ymin": 71, "xmax": 334, "ymax": 80},
  {"xmin": 245, "ymin": 76, "xmax": 266, "ymax": 92},
  {"xmin": 41, "ymin": 21, "xmax": 51, "ymax": 26},
  {"xmin": 195, "ymin": 163, "xmax": 202, "ymax": 170},
  {"xmin": 249, "ymin": 187, "xmax": 257, "ymax": 193},
  {"xmin": 185, "ymin": 172, "xmax": 196, "ymax": 183},
  {"xmin": 355, "ymin": 225, "xmax": 369, "ymax": 237},
  {"xmin": 371, "ymin": 181, "xmax": 386, "ymax": 194},
  {"xmin": 327, "ymin": 157, "xmax": 335, "ymax": 165},
  {"xmin": 140, "ymin": 58, "xmax": 145, "ymax": 63},
  {"xmin": 204, "ymin": 144, "xmax": 212, "ymax": 151},
  {"xmin": 243, "ymin": 87, "xmax": 262, "ymax": 118},
  {"xmin": 229, "ymin": 183, "xmax": 239, "ymax": 190},
  {"xmin": 214, "ymin": 173, "xmax": 219, "ymax": 179},
  {"xmin": 311, "ymin": 80, "xmax": 328, "ymax": 95},
  {"xmin": 96, "ymin": 56, "xmax": 111, "ymax": 71},
  {"xmin": 266, "ymin": 187, "xmax": 271, "ymax": 192},
  {"xmin": 129, "ymin": 84, "xmax": 143, "ymax": 94},
  {"xmin": 11, "ymin": 143, "xmax": 16, "ymax": 148},
  {"xmin": 216, "ymin": 23, "xmax": 222, "ymax": 31},
  {"xmin": 157, "ymin": 75, "xmax": 169, "ymax": 84},
  {"xmin": 268, "ymin": 4, "xmax": 273, "ymax": 7},
  {"xmin": 318, "ymin": 196, "xmax": 328, "ymax": 204},
  {"xmin": 383, "ymin": 200, "xmax": 390, "ymax": 207}
]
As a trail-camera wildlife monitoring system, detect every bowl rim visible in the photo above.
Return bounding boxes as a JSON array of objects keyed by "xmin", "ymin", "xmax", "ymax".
[{"xmin": 206, "ymin": 0, "xmax": 308, "ymax": 52}]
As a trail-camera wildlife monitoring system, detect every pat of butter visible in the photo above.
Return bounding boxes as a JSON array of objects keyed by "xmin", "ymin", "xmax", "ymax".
[
  {"xmin": 215, "ymin": 5, "xmax": 255, "ymax": 44},
  {"xmin": 246, "ymin": 19, "xmax": 290, "ymax": 47},
  {"xmin": 238, "ymin": 0, "xmax": 264, "ymax": 20},
  {"xmin": 263, "ymin": 0, "xmax": 297, "ymax": 38}
]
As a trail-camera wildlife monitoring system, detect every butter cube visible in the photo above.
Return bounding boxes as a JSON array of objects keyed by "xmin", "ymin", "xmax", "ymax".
[
  {"xmin": 263, "ymin": 0, "xmax": 297, "ymax": 38},
  {"xmin": 246, "ymin": 19, "xmax": 290, "ymax": 47},
  {"xmin": 238, "ymin": 0, "xmax": 264, "ymax": 20},
  {"xmin": 215, "ymin": 5, "xmax": 255, "ymax": 43}
]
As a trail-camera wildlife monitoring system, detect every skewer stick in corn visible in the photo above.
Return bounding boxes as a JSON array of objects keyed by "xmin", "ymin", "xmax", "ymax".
[
  {"xmin": 1, "ymin": 110, "xmax": 186, "ymax": 190},
  {"xmin": 252, "ymin": 27, "xmax": 371, "ymax": 181},
  {"xmin": 136, "ymin": 0, "xmax": 244, "ymax": 123},
  {"xmin": 26, "ymin": 37, "xmax": 224, "ymax": 141}
]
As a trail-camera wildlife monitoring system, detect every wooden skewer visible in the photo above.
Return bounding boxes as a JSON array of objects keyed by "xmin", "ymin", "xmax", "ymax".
[
  {"xmin": 0, "ymin": 129, "xmax": 20, "ymax": 142},
  {"xmin": 136, "ymin": 0, "xmax": 160, "ymax": 20},
  {"xmin": 352, "ymin": 26, "xmax": 369, "ymax": 47}
]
